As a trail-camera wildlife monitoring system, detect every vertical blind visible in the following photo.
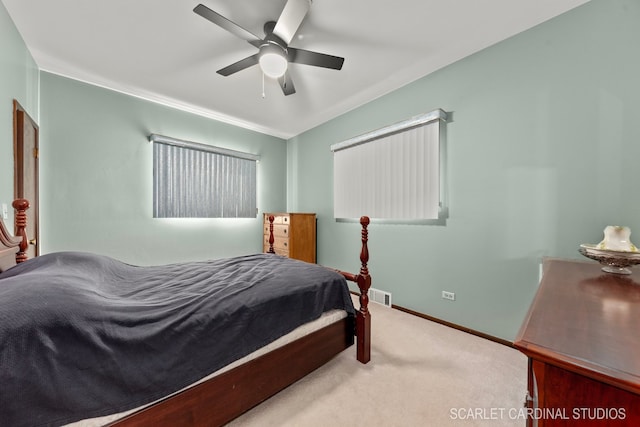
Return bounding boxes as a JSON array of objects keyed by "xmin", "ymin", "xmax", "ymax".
[
  {"xmin": 151, "ymin": 134, "xmax": 258, "ymax": 218},
  {"xmin": 331, "ymin": 109, "xmax": 446, "ymax": 220}
]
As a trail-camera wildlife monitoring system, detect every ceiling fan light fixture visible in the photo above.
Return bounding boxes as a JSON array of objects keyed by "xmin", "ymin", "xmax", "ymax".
[{"xmin": 259, "ymin": 43, "xmax": 288, "ymax": 78}]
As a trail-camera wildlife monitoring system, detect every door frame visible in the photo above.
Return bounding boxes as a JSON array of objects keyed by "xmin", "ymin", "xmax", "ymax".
[{"xmin": 13, "ymin": 99, "xmax": 40, "ymax": 256}]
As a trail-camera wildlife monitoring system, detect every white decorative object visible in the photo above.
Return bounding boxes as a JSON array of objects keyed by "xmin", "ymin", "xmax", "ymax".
[
  {"xmin": 598, "ymin": 226, "xmax": 637, "ymax": 252},
  {"xmin": 579, "ymin": 226, "xmax": 640, "ymax": 275}
]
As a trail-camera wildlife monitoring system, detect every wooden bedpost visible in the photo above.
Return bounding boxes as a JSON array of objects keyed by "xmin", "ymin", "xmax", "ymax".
[
  {"xmin": 267, "ymin": 215, "xmax": 275, "ymax": 254},
  {"xmin": 332, "ymin": 216, "xmax": 372, "ymax": 363},
  {"xmin": 355, "ymin": 216, "xmax": 371, "ymax": 363},
  {"xmin": 12, "ymin": 198, "xmax": 29, "ymax": 263}
]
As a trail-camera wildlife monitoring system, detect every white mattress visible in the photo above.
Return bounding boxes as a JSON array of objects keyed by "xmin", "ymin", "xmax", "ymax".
[{"xmin": 65, "ymin": 309, "xmax": 348, "ymax": 426}]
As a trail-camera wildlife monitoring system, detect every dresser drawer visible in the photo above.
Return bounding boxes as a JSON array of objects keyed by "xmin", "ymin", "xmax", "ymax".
[
  {"xmin": 273, "ymin": 225, "xmax": 288, "ymax": 238},
  {"xmin": 265, "ymin": 214, "xmax": 290, "ymax": 225},
  {"xmin": 263, "ymin": 237, "xmax": 289, "ymax": 257},
  {"xmin": 264, "ymin": 234, "xmax": 289, "ymax": 248},
  {"xmin": 263, "ymin": 225, "xmax": 287, "ymax": 236},
  {"xmin": 264, "ymin": 218, "xmax": 289, "ymax": 233},
  {"xmin": 272, "ymin": 246, "xmax": 289, "ymax": 257}
]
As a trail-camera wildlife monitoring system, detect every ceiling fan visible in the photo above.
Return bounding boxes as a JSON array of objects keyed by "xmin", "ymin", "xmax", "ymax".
[{"xmin": 194, "ymin": 0, "xmax": 344, "ymax": 96}]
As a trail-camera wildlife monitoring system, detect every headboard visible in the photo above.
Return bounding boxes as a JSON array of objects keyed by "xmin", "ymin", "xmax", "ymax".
[{"xmin": 0, "ymin": 199, "xmax": 29, "ymax": 272}]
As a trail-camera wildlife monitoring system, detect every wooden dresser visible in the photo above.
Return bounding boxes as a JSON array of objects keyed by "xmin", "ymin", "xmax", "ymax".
[
  {"xmin": 515, "ymin": 258, "xmax": 640, "ymax": 426},
  {"xmin": 263, "ymin": 213, "xmax": 316, "ymax": 263}
]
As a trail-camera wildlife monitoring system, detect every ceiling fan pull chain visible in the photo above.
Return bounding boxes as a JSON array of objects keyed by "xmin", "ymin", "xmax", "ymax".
[{"xmin": 262, "ymin": 72, "xmax": 266, "ymax": 98}]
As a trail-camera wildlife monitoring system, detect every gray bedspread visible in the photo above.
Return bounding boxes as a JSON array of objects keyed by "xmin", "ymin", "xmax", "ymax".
[{"xmin": 0, "ymin": 252, "xmax": 355, "ymax": 427}]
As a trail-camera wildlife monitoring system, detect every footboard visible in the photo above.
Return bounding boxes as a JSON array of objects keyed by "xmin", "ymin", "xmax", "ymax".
[
  {"xmin": 0, "ymin": 212, "xmax": 21, "ymax": 272},
  {"xmin": 267, "ymin": 215, "xmax": 372, "ymax": 364},
  {"xmin": 12, "ymin": 199, "xmax": 29, "ymax": 264},
  {"xmin": 0, "ymin": 199, "xmax": 29, "ymax": 271}
]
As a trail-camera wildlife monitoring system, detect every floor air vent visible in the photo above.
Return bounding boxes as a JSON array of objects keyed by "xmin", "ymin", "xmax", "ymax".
[{"xmin": 368, "ymin": 288, "xmax": 392, "ymax": 307}]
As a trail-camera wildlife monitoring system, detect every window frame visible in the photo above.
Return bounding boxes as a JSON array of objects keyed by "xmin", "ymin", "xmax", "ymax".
[
  {"xmin": 150, "ymin": 134, "xmax": 259, "ymax": 219},
  {"xmin": 330, "ymin": 109, "xmax": 448, "ymax": 225}
]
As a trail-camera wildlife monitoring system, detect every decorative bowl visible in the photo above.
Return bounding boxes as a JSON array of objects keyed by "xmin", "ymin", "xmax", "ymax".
[{"xmin": 579, "ymin": 244, "xmax": 640, "ymax": 275}]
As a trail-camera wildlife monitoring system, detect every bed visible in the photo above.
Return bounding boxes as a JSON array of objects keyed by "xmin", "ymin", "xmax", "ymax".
[{"xmin": 0, "ymin": 199, "xmax": 372, "ymax": 427}]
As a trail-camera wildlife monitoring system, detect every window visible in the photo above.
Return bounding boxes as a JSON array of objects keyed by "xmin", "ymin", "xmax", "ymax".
[
  {"xmin": 331, "ymin": 109, "xmax": 446, "ymax": 222},
  {"xmin": 150, "ymin": 134, "xmax": 259, "ymax": 218}
]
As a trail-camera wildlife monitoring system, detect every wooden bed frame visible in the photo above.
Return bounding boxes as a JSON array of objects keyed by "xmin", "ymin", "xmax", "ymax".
[{"xmin": 0, "ymin": 199, "xmax": 372, "ymax": 426}]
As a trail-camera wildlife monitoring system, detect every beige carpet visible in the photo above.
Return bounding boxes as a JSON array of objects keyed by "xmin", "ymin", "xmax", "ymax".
[{"xmin": 228, "ymin": 296, "xmax": 528, "ymax": 426}]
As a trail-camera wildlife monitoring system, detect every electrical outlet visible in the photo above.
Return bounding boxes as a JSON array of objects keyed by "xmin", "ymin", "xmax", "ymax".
[
  {"xmin": 1, "ymin": 204, "xmax": 7, "ymax": 220},
  {"xmin": 442, "ymin": 290, "xmax": 455, "ymax": 301}
]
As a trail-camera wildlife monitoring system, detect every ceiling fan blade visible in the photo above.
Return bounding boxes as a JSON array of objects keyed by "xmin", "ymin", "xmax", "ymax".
[
  {"xmin": 288, "ymin": 48, "xmax": 344, "ymax": 70},
  {"xmin": 278, "ymin": 73, "xmax": 296, "ymax": 96},
  {"xmin": 194, "ymin": 4, "xmax": 261, "ymax": 43},
  {"xmin": 217, "ymin": 54, "xmax": 259, "ymax": 76},
  {"xmin": 273, "ymin": 0, "xmax": 311, "ymax": 45}
]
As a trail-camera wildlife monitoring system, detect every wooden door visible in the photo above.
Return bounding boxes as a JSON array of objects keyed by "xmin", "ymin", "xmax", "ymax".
[{"xmin": 13, "ymin": 100, "xmax": 39, "ymax": 258}]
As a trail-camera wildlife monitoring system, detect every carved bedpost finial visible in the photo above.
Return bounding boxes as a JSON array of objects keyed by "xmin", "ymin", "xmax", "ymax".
[
  {"xmin": 357, "ymin": 216, "xmax": 371, "ymax": 309},
  {"xmin": 359, "ymin": 216, "xmax": 370, "ymax": 277},
  {"xmin": 268, "ymin": 215, "xmax": 275, "ymax": 254},
  {"xmin": 12, "ymin": 199, "xmax": 29, "ymax": 263}
]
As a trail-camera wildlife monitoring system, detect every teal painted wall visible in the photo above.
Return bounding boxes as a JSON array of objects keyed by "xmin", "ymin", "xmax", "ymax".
[
  {"xmin": 0, "ymin": 2, "xmax": 39, "ymax": 228},
  {"xmin": 39, "ymin": 73, "xmax": 287, "ymax": 265},
  {"xmin": 287, "ymin": 0, "xmax": 640, "ymax": 340}
]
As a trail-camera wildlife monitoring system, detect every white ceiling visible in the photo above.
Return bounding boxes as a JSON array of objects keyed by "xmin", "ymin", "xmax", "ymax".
[{"xmin": 3, "ymin": 0, "xmax": 589, "ymax": 139}]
